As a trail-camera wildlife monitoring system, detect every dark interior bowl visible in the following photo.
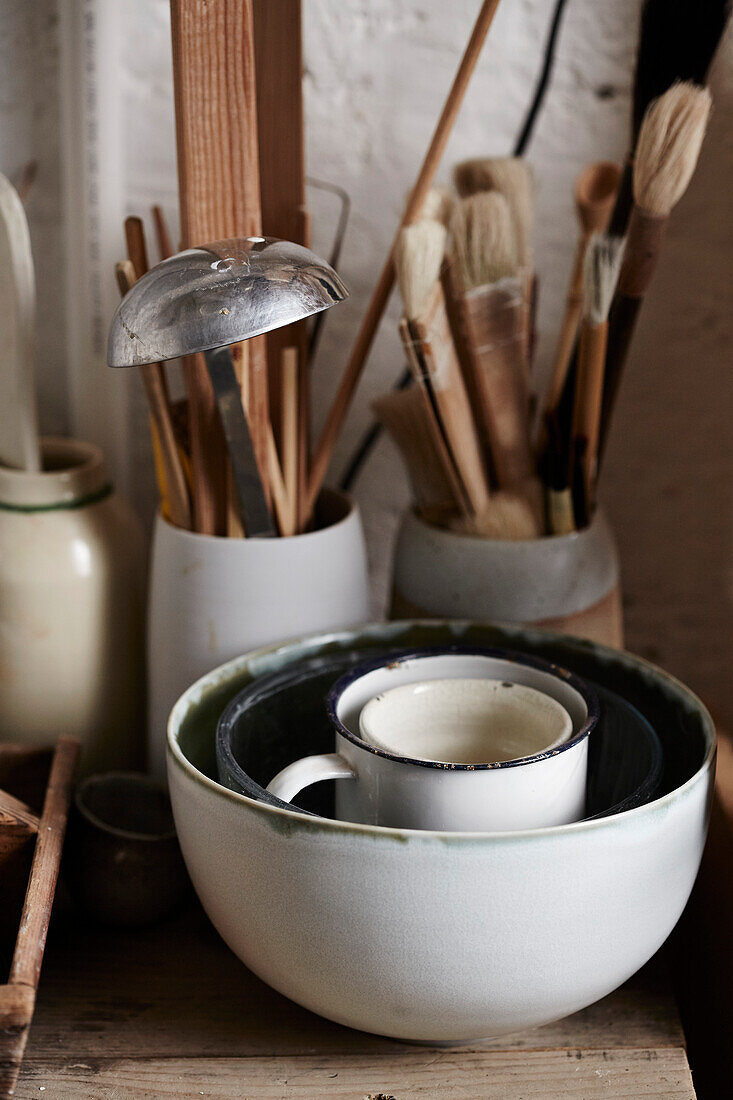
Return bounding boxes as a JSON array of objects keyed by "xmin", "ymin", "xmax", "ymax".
[{"xmin": 216, "ymin": 648, "xmax": 663, "ymax": 822}]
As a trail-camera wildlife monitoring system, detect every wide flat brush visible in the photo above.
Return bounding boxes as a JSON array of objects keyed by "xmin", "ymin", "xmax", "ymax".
[
  {"xmin": 395, "ymin": 220, "xmax": 490, "ymax": 516},
  {"xmin": 599, "ymin": 82, "xmax": 712, "ymax": 462},
  {"xmin": 372, "ymin": 387, "xmax": 468, "ymax": 525},
  {"xmin": 448, "ymin": 192, "xmax": 538, "ymax": 507},
  {"xmin": 454, "ymin": 157, "xmax": 535, "ymax": 361}
]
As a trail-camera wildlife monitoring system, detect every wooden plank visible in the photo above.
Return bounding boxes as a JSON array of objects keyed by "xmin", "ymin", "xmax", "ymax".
[
  {"xmin": 22, "ymin": 905, "xmax": 684, "ymax": 1060},
  {"xmin": 15, "ymin": 1049, "xmax": 696, "ymax": 1099},
  {"xmin": 170, "ymin": 0, "xmax": 271, "ymax": 532},
  {"xmin": 253, "ymin": 0, "xmax": 309, "ymax": 524}
]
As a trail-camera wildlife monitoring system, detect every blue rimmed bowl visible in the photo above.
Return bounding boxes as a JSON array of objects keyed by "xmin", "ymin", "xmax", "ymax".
[{"xmin": 168, "ymin": 620, "xmax": 714, "ymax": 1043}]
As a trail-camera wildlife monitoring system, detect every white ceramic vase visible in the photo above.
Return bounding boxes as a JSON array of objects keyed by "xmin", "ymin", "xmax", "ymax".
[
  {"xmin": 0, "ymin": 438, "xmax": 145, "ymax": 773},
  {"xmin": 147, "ymin": 490, "xmax": 370, "ymax": 779},
  {"xmin": 392, "ymin": 510, "xmax": 623, "ymax": 647}
]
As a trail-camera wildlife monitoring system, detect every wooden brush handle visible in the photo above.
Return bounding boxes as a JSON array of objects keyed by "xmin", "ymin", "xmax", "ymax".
[
  {"xmin": 607, "ymin": 157, "xmax": 634, "ymax": 238},
  {"xmin": 572, "ymin": 320, "xmax": 608, "ymax": 519},
  {"xmin": 597, "ymin": 207, "xmax": 668, "ymax": 466},
  {"xmin": 399, "ymin": 319, "xmax": 473, "ymax": 517},
  {"xmin": 412, "ymin": 286, "xmax": 490, "ymax": 514},
  {"xmin": 546, "ymin": 235, "xmax": 587, "ymax": 414},
  {"xmin": 372, "ymin": 387, "xmax": 466, "ymax": 520},
  {"xmin": 617, "ymin": 207, "xmax": 668, "ymax": 298},
  {"xmin": 458, "ymin": 283, "xmax": 534, "ymax": 489},
  {"xmin": 306, "ymin": 0, "xmax": 503, "ymax": 510}
]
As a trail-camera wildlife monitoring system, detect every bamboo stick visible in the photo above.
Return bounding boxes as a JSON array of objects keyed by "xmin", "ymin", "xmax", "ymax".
[{"xmin": 307, "ymin": 0, "xmax": 503, "ymax": 510}]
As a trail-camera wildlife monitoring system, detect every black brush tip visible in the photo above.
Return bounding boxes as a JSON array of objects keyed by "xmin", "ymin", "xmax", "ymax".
[{"xmin": 633, "ymin": 0, "xmax": 731, "ymax": 139}]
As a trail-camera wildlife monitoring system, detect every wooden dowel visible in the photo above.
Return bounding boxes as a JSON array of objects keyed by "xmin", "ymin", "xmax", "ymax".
[
  {"xmin": 152, "ymin": 204, "xmax": 174, "ymax": 260},
  {"xmin": 253, "ymin": 0, "xmax": 308, "ymax": 453},
  {"xmin": 266, "ymin": 423, "xmax": 291, "ymax": 537},
  {"xmin": 0, "ymin": 790, "xmax": 39, "ymax": 835},
  {"xmin": 118, "ymin": 222, "xmax": 192, "ymax": 530},
  {"xmin": 307, "ymin": 0, "xmax": 503, "ymax": 509},
  {"xmin": 281, "ymin": 347, "xmax": 299, "ymax": 534},
  {"xmin": 10, "ymin": 737, "xmax": 79, "ymax": 989}
]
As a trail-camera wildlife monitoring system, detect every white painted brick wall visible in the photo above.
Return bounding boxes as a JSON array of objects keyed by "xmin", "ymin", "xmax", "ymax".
[{"xmin": 0, "ymin": 3, "xmax": 731, "ymax": 726}]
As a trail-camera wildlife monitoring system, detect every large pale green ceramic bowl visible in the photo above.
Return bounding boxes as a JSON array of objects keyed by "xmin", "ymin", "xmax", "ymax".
[{"xmin": 168, "ymin": 620, "xmax": 715, "ymax": 1043}]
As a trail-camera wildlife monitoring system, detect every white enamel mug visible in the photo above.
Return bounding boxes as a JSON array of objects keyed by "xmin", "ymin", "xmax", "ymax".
[{"xmin": 266, "ymin": 649, "xmax": 599, "ymax": 832}]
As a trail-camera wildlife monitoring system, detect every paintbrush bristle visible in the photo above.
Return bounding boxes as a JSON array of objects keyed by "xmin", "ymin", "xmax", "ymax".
[
  {"xmin": 633, "ymin": 81, "xmax": 712, "ymax": 215},
  {"xmin": 395, "ymin": 220, "xmax": 448, "ymax": 321},
  {"xmin": 454, "ymin": 157, "xmax": 533, "ymax": 265},
  {"xmin": 583, "ymin": 234, "xmax": 625, "ymax": 324},
  {"xmin": 452, "ymin": 491, "xmax": 541, "ymax": 540},
  {"xmin": 417, "ymin": 186, "xmax": 454, "ymax": 226},
  {"xmin": 450, "ymin": 192, "xmax": 518, "ymax": 291},
  {"xmin": 633, "ymin": 0, "xmax": 730, "ymax": 140}
]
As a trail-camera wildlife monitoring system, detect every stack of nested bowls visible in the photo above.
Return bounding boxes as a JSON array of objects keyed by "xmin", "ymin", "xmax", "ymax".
[{"xmin": 167, "ymin": 619, "xmax": 714, "ymax": 1044}]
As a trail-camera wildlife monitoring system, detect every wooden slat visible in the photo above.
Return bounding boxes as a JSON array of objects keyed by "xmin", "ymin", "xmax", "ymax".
[
  {"xmin": 170, "ymin": 0, "xmax": 270, "ymax": 531},
  {"xmin": 15, "ymin": 1049, "xmax": 696, "ymax": 1099},
  {"xmin": 253, "ymin": 0, "xmax": 309, "ymax": 523},
  {"xmin": 21, "ymin": 904, "xmax": 684, "ymax": 1061},
  {"xmin": 9, "ymin": 739, "xmax": 78, "ymax": 990}
]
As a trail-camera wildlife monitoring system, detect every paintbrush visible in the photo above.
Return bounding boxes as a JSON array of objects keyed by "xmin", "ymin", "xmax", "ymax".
[
  {"xmin": 542, "ymin": 408, "xmax": 574, "ymax": 535},
  {"xmin": 450, "ymin": 491, "xmax": 541, "ymax": 540},
  {"xmin": 544, "ymin": 161, "xmax": 621, "ymax": 420},
  {"xmin": 395, "ymin": 219, "xmax": 490, "ymax": 516},
  {"xmin": 570, "ymin": 233, "xmax": 625, "ymax": 527},
  {"xmin": 609, "ymin": 0, "xmax": 730, "ymax": 238},
  {"xmin": 372, "ymin": 386, "xmax": 469, "ymax": 525},
  {"xmin": 417, "ymin": 186, "xmax": 454, "ymax": 226},
  {"xmin": 598, "ymin": 82, "xmax": 712, "ymax": 462},
  {"xmin": 448, "ymin": 192, "xmax": 540, "ymax": 518},
  {"xmin": 454, "ymin": 157, "xmax": 535, "ymax": 362},
  {"xmin": 453, "ymin": 157, "xmax": 534, "ymax": 268},
  {"xmin": 307, "ymin": 0, "xmax": 504, "ymax": 512},
  {"xmin": 551, "ymin": 0, "xmax": 729, "ymax": 447}
]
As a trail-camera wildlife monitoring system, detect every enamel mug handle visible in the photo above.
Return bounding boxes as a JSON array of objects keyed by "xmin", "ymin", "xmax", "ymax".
[{"xmin": 267, "ymin": 753, "xmax": 356, "ymax": 803}]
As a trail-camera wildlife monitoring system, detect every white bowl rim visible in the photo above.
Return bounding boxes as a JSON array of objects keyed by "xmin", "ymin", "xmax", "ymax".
[{"xmin": 167, "ymin": 619, "xmax": 716, "ymax": 844}]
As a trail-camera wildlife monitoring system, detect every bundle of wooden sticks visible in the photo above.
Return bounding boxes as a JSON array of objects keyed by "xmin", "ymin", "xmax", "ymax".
[
  {"xmin": 111, "ymin": 0, "xmax": 315, "ymax": 539},
  {"xmin": 113, "ymin": 0, "xmax": 725, "ymax": 544},
  {"xmin": 372, "ymin": 78, "xmax": 712, "ymax": 539}
]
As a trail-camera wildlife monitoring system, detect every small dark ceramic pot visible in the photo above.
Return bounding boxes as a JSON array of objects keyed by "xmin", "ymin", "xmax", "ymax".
[{"xmin": 64, "ymin": 772, "xmax": 190, "ymax": 928}]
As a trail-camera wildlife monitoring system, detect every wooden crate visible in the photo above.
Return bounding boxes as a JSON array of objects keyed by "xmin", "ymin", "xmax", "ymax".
[{"xmin": 0, "ymin": 739, "xmax": 78, "ymax": 1098}]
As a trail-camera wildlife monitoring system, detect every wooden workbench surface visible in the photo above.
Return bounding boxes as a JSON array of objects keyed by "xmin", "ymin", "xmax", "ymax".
[{"xmin": 16, "ymin": 900, "xmax": 695, "ymax": 1099}]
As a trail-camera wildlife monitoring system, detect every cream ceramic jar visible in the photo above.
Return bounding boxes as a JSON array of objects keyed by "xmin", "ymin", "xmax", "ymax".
[
  {"xmin": 0, "ymin": 438, "xmax": 145, "ymax": 772},
  {"xmin": 147, "ymin": 489, "xmax": 370, "ymax": 780}
]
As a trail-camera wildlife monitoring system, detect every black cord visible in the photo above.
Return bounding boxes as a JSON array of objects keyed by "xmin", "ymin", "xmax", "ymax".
[
  {"xmin": 338, "ymin": 0, "xmax": 571, "ymax": 493},
  {"xmin": 513, "ymin": 0, "xmax": 570, "ymax": 156}
]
